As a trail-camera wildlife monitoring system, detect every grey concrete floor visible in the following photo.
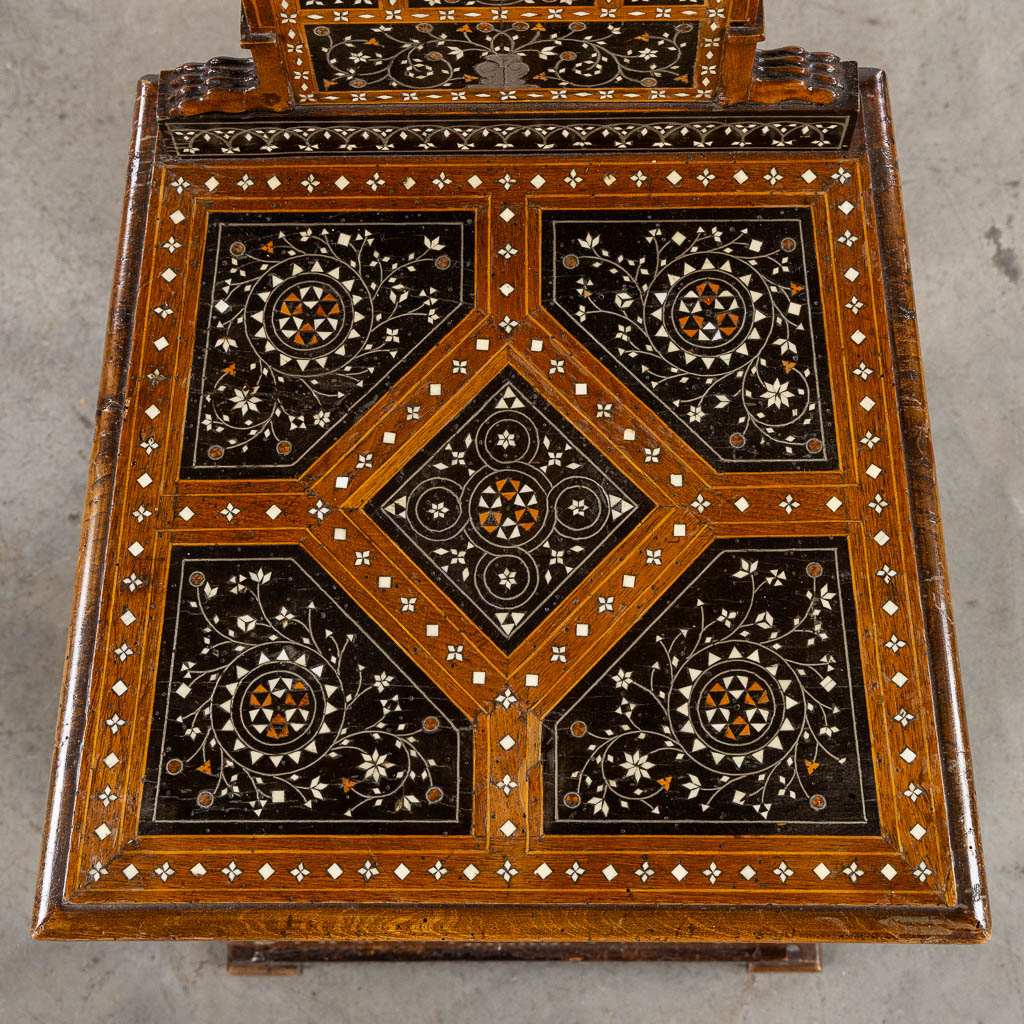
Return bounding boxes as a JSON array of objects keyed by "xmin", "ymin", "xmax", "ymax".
[{"xmin": 1, "ymin": 1, "xmax": 1021, "ymax": 1021}]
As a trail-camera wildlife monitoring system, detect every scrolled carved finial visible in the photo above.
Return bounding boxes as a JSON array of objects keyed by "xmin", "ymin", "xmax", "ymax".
[
  {"xmin": 749, "ymin": 46, "xmax": 845, "ymax": 105},
  {"xmin": 162, "ymin": 3, "xmax": 292, "ymax": 117},
  {"xmin": 165, "ymin": 57, "xmax": 260, "ymax": 117}
]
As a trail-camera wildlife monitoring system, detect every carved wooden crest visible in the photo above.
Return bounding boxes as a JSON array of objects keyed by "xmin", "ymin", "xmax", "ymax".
[{"xmin": 164, "ymin": 0, "xmax": 849, "ymax": 116}]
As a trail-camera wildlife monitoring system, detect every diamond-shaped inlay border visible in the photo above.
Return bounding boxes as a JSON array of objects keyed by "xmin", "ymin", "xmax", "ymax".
[
  {"xmin": 366, "ymin": 368, "xmax": 655, "ymax": 652},
  {"xmin": 53, "ymin": 145, "xmax": 966, "ymax": 932}
]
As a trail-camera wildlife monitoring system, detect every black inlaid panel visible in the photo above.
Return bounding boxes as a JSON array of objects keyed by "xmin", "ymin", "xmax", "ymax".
[
  {"xmin": 545, "ymin": 538, "xmax": 878, "ymax": 834},
  {"xmin": 162, "ymin": 117, "xmax": 854, "ymax": 159},
  {"xmin": 182, "ymin": 211, "xmax": 475, "ymax": 478},
  {"xmin": 307, "ymin": 22, "xmax": 698, "ymax": 92},
  {"xmin": 367, "ymin": 369, "xmax": 654, "ymax": 652},
  {"xmin": 543, "ymin": 208, "xmax": 837, "ymax": 471},
  {"xmin": 140, "ymin": 547, "xmax": 472, "ymax": 834}
]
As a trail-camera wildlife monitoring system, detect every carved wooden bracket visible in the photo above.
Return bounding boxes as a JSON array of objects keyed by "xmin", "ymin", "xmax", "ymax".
[
  {"xmin": 749, "ymin": 46, "xmax": 845, "ymax": 105},
  {"xmin": 162, "ymin": 0, "xmax": 290, "ymax": 117},
  {"xmin": 716, "ymin": 3, "xmax": 843, "ymax": 107}
]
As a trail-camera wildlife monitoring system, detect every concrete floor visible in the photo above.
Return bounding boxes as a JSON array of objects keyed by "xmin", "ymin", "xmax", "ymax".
[{"xmin": 1, "ymin": 1, "xmax": 1021, "ymax": 1021}]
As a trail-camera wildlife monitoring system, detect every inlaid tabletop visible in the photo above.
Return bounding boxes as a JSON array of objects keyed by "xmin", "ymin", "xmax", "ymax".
[{"xmin": 34, "ymin": 0, "xmax": 987, "ymax": 947}]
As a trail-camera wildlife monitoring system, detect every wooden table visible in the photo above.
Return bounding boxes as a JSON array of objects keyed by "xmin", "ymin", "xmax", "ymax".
[{"xmin": 34, "ymin": 0, "xmax": 989, "ymax": 969}]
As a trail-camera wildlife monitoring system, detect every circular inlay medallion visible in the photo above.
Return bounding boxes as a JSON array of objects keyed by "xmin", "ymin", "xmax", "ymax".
[
  {"xmin": 234, "ymin": 665, "xmax": 324, "ymax": 753},
  {"xmin": 268, "ymin": 277, "xmax": 350, "ymax": 356},
  {"xmin": 407, "ymin": 480, "xmax": 467, "ymax": 541},
  {"xmin": 648, "ymin": 253, "xmax": 777, "ymax": 374},
  {"xmin": 211, "ymin": 648, "xmax": 342, "ymax": 776},
  {"xmin": 245, "ymin": 256, "xmax": 364, "ymax": 378},
  {"xmin": 680, "ymin": 649, "xmax": 795, "ymax": 773},
  {"xmin": 667, "ymin": 270, "xmax": 752, "ymax": 355},
  {"xmin": 475, "ymin": 551, "xmax": 539, "ymax": 607},
  {"xmin": 551, "ymin": 477, "xmax": 611, "ymax": 540},
  {"xmin": 474, "ymin": 475, "xmax": 542, "ymax": 544},
  {"xmin": 477, "ymin": 409, "xmax": 540, "ymax": 466},
  {"xmin": 691, "ymin": 668, "xmax": 784, "ymax": 753}
]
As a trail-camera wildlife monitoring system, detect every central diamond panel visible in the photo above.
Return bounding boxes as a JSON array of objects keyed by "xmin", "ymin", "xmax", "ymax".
[{"xmin": 367, "ymin": 369, "xmax": 654, "ymax": 651}]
